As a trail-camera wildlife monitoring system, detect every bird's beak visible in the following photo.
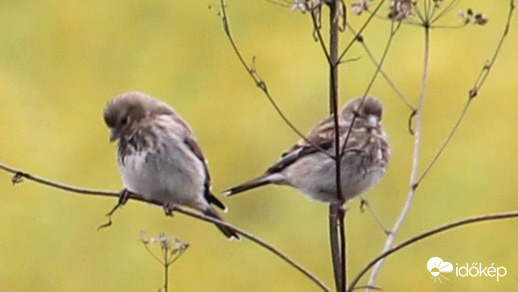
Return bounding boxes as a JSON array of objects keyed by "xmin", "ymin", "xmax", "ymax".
[
  {"xmin": 367, "ymin": 115, "xmax": 379, "ymax": 129},
  {"xmin": 109, "ymin": 128, "xmax": 120, "ymax": 142}
]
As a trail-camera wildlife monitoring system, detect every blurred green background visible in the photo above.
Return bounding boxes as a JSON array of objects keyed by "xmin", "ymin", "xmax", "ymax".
[{"xmin": 0, "ymin": 1, "xmax": 516, "ymax": 291}]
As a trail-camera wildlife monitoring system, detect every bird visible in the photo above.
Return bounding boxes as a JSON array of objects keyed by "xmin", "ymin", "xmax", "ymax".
[
  {"xmin": 223, "ymin": 96, "xmax": 390, "ymax": 204},
  {"xmin": 103, "ymin": 91, "xmax": 239, "ymax": 239}
]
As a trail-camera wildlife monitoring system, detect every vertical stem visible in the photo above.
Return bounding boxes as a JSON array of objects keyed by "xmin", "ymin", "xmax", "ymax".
[
  {"xmin": 329, "ymin": 0, "xmax": 340, "ymax": 114},
  {"xmin": 329, "ymin": 205, "xmax": 343, "ymax": 292},
  {"xmin": 164, "ymin": 262, "xmax": 169, "ymax": 292},
  {"xmin": 328, "ymin": 0, "xmax": 346, "ymax": 291},
  {"xmin": 365, "ymin": 24, "xmax": 431, "ymax": 291}
]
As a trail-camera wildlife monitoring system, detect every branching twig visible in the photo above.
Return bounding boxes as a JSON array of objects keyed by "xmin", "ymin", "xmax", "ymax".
[
  {"xmin": 364, "ymin": 1, "xmax": 515, "ymax": 289},
  {"xmin": 310, "ymin": 5, "xmax": 332, "ymax": 64},
  {"xmin": 346, "ymin": 24, "xmax": 414, "ymax": 110},
  {"xmin": 348, "ymin": 210, "xmax": 518, "ymax": 291},
  {"xmin": 217, "ymin": 0, "xmax": 331, "ymax": 158},
  {"xmin": 0, "ymin": 161, "xmax": 330, "ymax": 292},
  {"xmin": 418, "ymin": 0, "xmax": 515, "ymax": 184},
  {"xmin": 338, "ymin": 0, "xmax": 386, "ymax": 63}
]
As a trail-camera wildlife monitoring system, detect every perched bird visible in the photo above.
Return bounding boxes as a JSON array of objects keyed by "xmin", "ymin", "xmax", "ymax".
[
  {"xmin": 104, "ymin": 91, "xmax": 239, "ymax": 239},
  {"xmin": 224, "ymin": 96, "xmax": 390, "ymax": 204}
]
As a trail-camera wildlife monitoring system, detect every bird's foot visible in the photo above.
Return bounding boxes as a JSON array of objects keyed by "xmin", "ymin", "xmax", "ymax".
[
  {"xmin": 163, "ymin": 202, "xmax": 178, "ymax": 216},
  {"xmin": 118, "ymin": 188, "xmax": 131, "ymax": 206},
  {"xmin": 359, "ymin": 198, "xmax": 368, "ymax": 213}
]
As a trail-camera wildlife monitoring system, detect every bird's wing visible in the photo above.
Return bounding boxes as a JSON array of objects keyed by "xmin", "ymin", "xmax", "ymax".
[
  {"xmin": 183, "ymin": 131, "xmax": 227, "ymax": 211},
  {"xmin": 266, "ymin": 114, "xmax": 345, "ymax": 174}
]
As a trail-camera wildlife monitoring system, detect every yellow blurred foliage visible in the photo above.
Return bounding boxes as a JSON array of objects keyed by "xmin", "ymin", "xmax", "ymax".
[{"xmin": 0, "ymin": 1, "xmax": 516, "ymax": 291}]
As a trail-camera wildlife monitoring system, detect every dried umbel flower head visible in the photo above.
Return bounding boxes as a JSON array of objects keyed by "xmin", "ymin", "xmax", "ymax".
[
  {"xmin": 388, "ymin": 0, "xmax": 414, "ymax": 21},
  {"xmin": 291, "ymin": 0, "xmax": 323, "ymax": 13},
  {"xmin": 352, "ymin": 0, "xmax": 369, "ymax": 15},
  {"xmin": 139, "ymin": 231, "xmax": 190, "ymax": 256}
]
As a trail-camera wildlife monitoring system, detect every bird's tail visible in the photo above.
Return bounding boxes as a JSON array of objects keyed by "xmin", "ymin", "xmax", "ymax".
[
  {"xmin": 204, "ymin": 208, "xmax": 240, "ymax": 240},
  {"xmin": 222, "ymin": 176, "xmax": 273, "ymax": 197}
]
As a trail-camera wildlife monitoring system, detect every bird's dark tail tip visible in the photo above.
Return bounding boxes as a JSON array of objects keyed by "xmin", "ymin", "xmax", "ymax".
[
  {"xmin": 204, "ymin": 209, "xmax": 240, "ymax": 240},
  {"xmin": 222, "ymin": 177, "xmax": 272, "ymax": 197}
]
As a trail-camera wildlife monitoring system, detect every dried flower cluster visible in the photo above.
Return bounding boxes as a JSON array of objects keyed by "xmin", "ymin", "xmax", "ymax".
[
  {"xmin": 388, "ymin": 0, "xmax": 414, "ymax": 21},
  {"xmin": 350, "ymin": 0, "xmax": 488, "ymax": 26},
  {"xmin": 459, "ymin": 9, "xmax": 489, "ymax": 25},
  {"xmin": 291, "ymin": 0, "xmax": 323, "ymax": 13},
  {"xmin": 351, "ymin": 0, "xmax": 369, "ymax": 15},
  {"xmin": 139, "ymin": 231, "xmax": 189, "ymax": 259}
]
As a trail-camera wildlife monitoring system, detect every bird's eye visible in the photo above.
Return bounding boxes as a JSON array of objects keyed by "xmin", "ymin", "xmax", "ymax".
[{"xmin": 120, "ymin": 116, "xmax": 129, "ymax": 126}]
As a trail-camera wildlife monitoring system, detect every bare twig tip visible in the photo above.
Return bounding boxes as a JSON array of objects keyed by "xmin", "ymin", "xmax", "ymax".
[
  {"xmin": 359, "ymin": 199, "xmax": 367, "ymax": 213},
  {"xmin": 97, "ymin": 216, "xmax": 113, "ymax": 231},
  {"xmin": 98, "ymin": 201, "xmax": 125, "ymax": 230}
]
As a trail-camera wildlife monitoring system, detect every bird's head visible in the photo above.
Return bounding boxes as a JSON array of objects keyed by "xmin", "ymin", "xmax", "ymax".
[
  {"xmin": 341, "ymin": 96, "xmax": 383, "ymax": 129},
  {"xmin": 103, "ymin": 91, "xmax": 172, "ymax": 142}
]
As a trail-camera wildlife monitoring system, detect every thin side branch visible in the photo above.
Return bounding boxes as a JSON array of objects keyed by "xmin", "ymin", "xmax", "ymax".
[
  {"xmin": 338, "ymin": 0, "xmax": 386, "ymax": 63},
  {"xmin": 0, "ymin": 161, "xmax": 330, "ymax": 292},
  {"xmin": 348, "ymin": 210, "xmax": 518, "ymax": 291},
  {"xmin": 310, "ymin": 4, "xmax": 332, "ymax": 64},
  {"xmin": 346, "ymin": 24, "xmax": 414, "ymax": 110},
  {"xmin": 217, "ymin": 0, "xmax": 331, "ymax": 158},
  {"xmin": 418, "ymin": 0, "xmax": 515, "ymax": 183}
]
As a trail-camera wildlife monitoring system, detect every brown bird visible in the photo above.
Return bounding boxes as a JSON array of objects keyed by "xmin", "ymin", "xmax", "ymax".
[
  {"xmin": 104, "ymin": 91, "xmax": 239, "ymax": 239},
  {"xmin": 224, "ymin": 96, "xmax": 390, "ymax": 204}
]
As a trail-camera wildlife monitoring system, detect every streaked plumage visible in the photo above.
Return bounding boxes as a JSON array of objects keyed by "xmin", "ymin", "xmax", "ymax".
[
  {"xmin": 104, "ymin": 91, "xmax": 238, "ymax": 239},
  {"xmin": 224, "ymin": 96, "xmax": 390, "ymax": 204}
]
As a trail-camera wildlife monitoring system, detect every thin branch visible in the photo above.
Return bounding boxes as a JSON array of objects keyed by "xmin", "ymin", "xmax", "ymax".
[
  {"xmin": 173, "ymin": 208, "xmax": 330, "ymax": 292},
  {"xmin": 311, "ymin": 5, "xmax": 332, "ymax": 64},
  {"xmin": 264, "ymin": 0, "xmax": 291, "ymax": 8},
  {"xmin": 412, "ymin": 1, "xmax": 427, "ymax": 25},
  {"xmin": 338, "ymin": 0, "xmax": 386, "ymax": 63},
  {"xmin": 364, "ymin": 9, "xmax": 423, "ymax": 28},
  {"xmin": 142, "ymin": 243, "xmax": 165, "ymax": 265},
  {"xmin": 430, "ymin": 0, "xmax": 461, "ymax": 25},
  {"xmin": 418, "ymin": 0, "xmax": 515, "ymax": 184},
  {"xmin": 164, "ymin": 260, "xmax": 169, "ymax": 292},
  {"xmin": 358, "ymin": 21, "xmax": 400, "ymax": 97},
  {"xmin": 0, "ymin": 161, "xmax": 330, "ymax": 292},
  {"xmin": 417, "ymin": 100, "xmax": 470, "ymax": 185},
  {"xmin": 348, "ymin": 210, "xmax": 518, "ymax": 291},
  {"xmin": 365, "ymin": 23, "xmax": 432, "ymax": 290},
  {"xmin": 217, "ymin": 0, "xmax": 331, "ymax": 158},
  {"xmin": 346, "ymin": 24, "xmax": 414, "ymax": 111}
]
